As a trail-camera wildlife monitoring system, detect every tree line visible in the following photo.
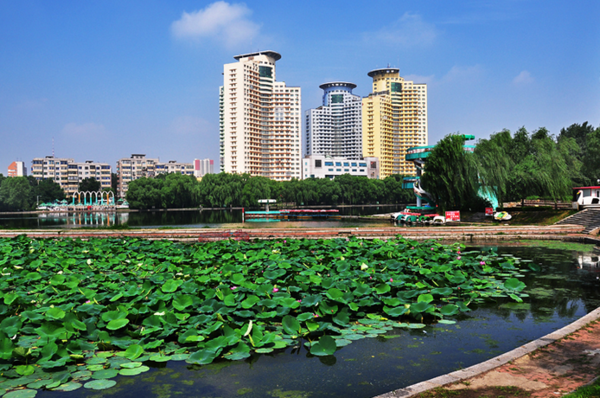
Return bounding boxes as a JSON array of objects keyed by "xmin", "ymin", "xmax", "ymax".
[
  {"xmin": 125, "ymin": 173, "xmax": 415, "ymax": 209},
  {"xmin": 0, "ymin": 175, "xmax": 115, "ymax": 212},
  {"xmin": 0, "ymin": 176, "xmax": 66, "ymax": 211},
  {"xmin": 422, "ymin": 122, "xmax": 599, "ymax": 212}
]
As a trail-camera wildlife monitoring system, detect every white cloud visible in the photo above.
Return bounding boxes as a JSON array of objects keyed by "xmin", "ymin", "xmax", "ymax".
[
  {"xmin": 513, "ymin": 70, "xmax": 534, "ymax": 85},
  {"xmin": 62, "ymin": 122, "xmax": 106, "ymax": 136},
  {"xmin": 442, "ymin": 65, "xmax": 484, "ymax": 84},
  {"xmin": 171, "ymin": 1, "xmax": 260, "ymax": 48},
  {"xmin": 364, "ymin": 13, "xmax": 438, "ymax": 47},
  {"xmin": 169, "ymin": 116, "xmax": 211, "ymax": 136}
]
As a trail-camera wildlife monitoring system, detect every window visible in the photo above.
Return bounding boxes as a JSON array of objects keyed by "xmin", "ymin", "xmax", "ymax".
[
  {"xmin": 315, "ymin": 160, "xmax": 322, "ymax": 168},
  {"xmin": 335, "ymin": 162, "xmax": 342, "ymax": 166},
  {"xmin": 324, "ymin": 161, "xmax": 334, "ymax": 166},
  {"xmin": 343, "ymin": 162, "xmax": 349, "ymax": 167},
  {"xmin": 359, "ymin": 163, "xmax": 367, "ymax": 167},
  {"xmin": 371, "ymin": 161, "xmax": 377, "ymax": 169}
]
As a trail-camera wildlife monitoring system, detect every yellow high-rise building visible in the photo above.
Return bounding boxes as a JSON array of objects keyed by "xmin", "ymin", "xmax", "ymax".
[{"xmin": 362, "ymin": 68, "xmax": 428, "ymax": 179}]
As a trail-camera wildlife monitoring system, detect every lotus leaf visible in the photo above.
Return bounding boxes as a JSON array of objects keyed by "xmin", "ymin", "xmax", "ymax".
[
  {"xmin": 173, "ymin": 294, "xmax": 194, "ymax": 311},
  {"xmin": 417, "ymin": 294, "xmax": 434, "ymax": 303},
  {"xmin": 410, "ymin": 302, "xmax": 432, "ymax": 313},
  {"xmin": 123, "ymin": 344, "xmax": 144, "ymax": 360},
  {"xmin": 3, "ymin": 390, "xmax": 38, "ymax": 398},
  {"xmin": 440, "ymin": 304, "xmax": 459, "ymax": 316},
  {"xmin": 309, "ymin": 335, "xmax": 336, "ymax": 356},
  {"xmin": 0, "ymin": 235, "xmax": 535, "ymax": 394},
  {"xmin": 51, "ymin": 382, "xmax": 82, "ymax": 392},
  {"xmin": 106, "ymin": 319, "xmax": 129, "ymax": 330},
  {"xmin": 84, "ymin": 379, "xmax": 117, "ymax": 390},
  {"xmin": 187, "ymin": 349, "xmax": 218, "ymax": 365},
  {"xmin": 383, "ymin": 306, "xmax": 408, "ymax": 317},
  {"xmin": 375, "ymin": 283, "xmax": 391, "ymax": 294},
  {"xmin": 119, "ymin": 366, "xmax": 150, "ymax": 376},
  {"xmin": 161, "ymin": 279, "xmax": 182, "ymax": 293},
  {"xmin": 504, "ymin": 278, "xmax": 526, "ymax": 291},
  {"xmin": 241, "ymin": 295, "xmax": 259, "ymax": 309}
]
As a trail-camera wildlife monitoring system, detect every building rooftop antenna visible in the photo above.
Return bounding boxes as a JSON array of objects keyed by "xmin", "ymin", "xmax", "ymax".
[{"xmin": 52, "ymin": 137, "xmax": 55, "ymax": 157}]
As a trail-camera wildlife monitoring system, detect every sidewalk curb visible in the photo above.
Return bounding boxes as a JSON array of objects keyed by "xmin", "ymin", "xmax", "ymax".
[{"xmin": 373, "ymin": 307, "xmax": 600, "ymax": 398}]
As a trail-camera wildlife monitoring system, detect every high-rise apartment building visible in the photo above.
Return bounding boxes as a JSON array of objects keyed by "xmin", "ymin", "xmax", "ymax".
[
  {"xmin": 7, "ymin": 161, "xmax": 27, "ymax": 177},
  {"xmin": 220, "ymin": 51, "xmax": 302, "ymax": 181},
  {"xmin": 362, "ymin": 68, "xmax": 428, "ymax": 178},
  {"xmin": 30, "ymin": 156, "xmax": 111, "ymax": 195},
  {"xmin": 305, "ymin": 82, "xmax": 362, "ymax": 159},
  {"xmin": 194, "ymin": 158, "xmax": 214, "ymax": 178}
]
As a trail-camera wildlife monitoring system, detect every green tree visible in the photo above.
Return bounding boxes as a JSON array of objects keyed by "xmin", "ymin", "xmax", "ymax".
[
  {"xmin": 529, "ymin": 130, "xmax": 572, "ymax": 207},
  {"xmin": 126, "ymin": 177, "xmax": 163, "ymax": 209},
  {"xmin": 111, "ymin": 173, "xmax": 119, "ymax": 193},
  {"xmin": 160, "ymin": 174, "xmax": 200, "ymax": 208},
  {"xmin": 34, "ymin": 178, "xmax": 66, "ymax": 204},
  {"xmin": 421, "ymin": 134, "xmax": 481, "ymax": 212},
  {"xmin": 582, "ymin": 127, "xmax": 600, "ymax": 183},
  {"xmin": 474, "ymin": 129, "xmax": 514, "ymax": 209},
  {"xmin": 0, "ymin": 177, "xmax": 34, "ymax": 211},
  {"xmin": 78, "ymin": 177, "xmax": 101, "ymax": 192},
  {"xmin": 240, "ymin": 176, "xmax": 272, "ymax": 207}
]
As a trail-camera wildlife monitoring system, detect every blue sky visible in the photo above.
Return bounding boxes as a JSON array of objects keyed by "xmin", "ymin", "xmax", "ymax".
[{"xmin": 1, "ymin": 0, "xmax": 599, "ymax": 172}]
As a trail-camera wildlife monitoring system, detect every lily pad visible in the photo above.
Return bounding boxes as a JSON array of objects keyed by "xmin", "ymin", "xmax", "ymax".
[
  {"xmin": 51, "ymin": 382, "xmax": 82, "ymax": 392},
  {"xmin": 84, "ymin": 379, "xmax": 117, "ymax": 390},
  {"xmin": 91, "ymin": 369, "xmax": 119, "ymax": 379},
  {"xmin": 119, "ymin": 366, "xmax": 150, "ymax": 376},
  {"xmin": 3, "ymin": 390, "xmax": 38, "ymax": 398}
]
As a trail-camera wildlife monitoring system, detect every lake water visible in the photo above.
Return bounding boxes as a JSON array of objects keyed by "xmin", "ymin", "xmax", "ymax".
[
  {"xmin": 33, "ymin": 244, "xmax": 600, "ymax": 398},
  {"xmin": 0, "ymin": 206, "xmax": 406, "ymax": 229}
]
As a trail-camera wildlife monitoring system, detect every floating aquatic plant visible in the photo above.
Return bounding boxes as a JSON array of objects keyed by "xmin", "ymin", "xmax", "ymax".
[{"xmin": 0, "ymin": 235, "xmax": 532, "ymax": 395}]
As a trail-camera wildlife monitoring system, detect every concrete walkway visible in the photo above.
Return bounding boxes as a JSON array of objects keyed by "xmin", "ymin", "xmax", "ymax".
[{"xmin": 0, "ymin": 224, "xmax": 586, "ymax": 242}]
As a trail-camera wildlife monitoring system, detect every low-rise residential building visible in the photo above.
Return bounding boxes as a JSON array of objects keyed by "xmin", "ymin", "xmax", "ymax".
[
  {"xmin": 116, "ymin": 154, "xmax": 159, "ymax": 198},
  {"xmin": 30, "ymin": 156, "xmax": 111, "ymax": 196},
  {"xmin": 116, "ymin": 154, "xmax": 195, "ymax": 197},
  {"xmin": 156, "ymin": 161, "xmax": 194, "ymax": 176},
  {"xmin": 301, "ymin": 155, "xmax": 380, "ymax": 180},
  {"xmin": 7, "ymin": 161, "xmax": 27, "ymax": 177}
]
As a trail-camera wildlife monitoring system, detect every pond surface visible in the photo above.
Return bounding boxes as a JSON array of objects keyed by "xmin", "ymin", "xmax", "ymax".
[
  {"xmin": 35, "ymin": 244, "xmax": 600, "ymax": 398},
  {"xmin": 0, "ymin": 206, "xmax": 405, "ymax": 230}
]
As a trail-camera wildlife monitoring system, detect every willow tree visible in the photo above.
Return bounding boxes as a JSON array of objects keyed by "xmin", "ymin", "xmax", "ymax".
[
  {"xmin": 421, "ymin": 134, "xmax": 480, "ymax": 212},
  {"xmin": 529, "ymin": 131, "xmax": 572, "ymax": 208},
  {"xmin": 474, "ymin": 129, "xmax": 514, "ymax": 209}
]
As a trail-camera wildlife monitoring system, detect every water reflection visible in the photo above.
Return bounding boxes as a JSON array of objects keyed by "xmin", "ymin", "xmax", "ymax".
[{"xmin": 0, "ymin": 206, "xmax": 405, "ymax": 229}]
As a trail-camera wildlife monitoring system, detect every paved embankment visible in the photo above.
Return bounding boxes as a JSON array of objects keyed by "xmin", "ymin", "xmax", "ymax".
[
  {"xmin": 375, "ymin": 307, "xmax": 600, "ymax": 398},
  {"xmin": 0, "ymin": 224, "xmax": 585, "ymax": 242}
]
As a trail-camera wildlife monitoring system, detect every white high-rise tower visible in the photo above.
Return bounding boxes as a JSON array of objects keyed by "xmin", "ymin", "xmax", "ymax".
[
  {"xmin": 219, "ymin": 51, "xmax": 302, "ymax": 181},
  {"xmin": 305, "ymin": 82, "xmax": 362, "ymax": 159}
]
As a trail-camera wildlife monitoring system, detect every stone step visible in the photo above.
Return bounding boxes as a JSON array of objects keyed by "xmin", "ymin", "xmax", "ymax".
[{"xmin": 556, "ymin": 209, "xmax": 600, "ymax": 234}]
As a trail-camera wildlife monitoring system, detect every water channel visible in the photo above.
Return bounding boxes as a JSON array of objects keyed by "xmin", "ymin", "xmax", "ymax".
[{"xmin": 26, "ymin": 243, "xmax": 600, "ymax": 398}]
